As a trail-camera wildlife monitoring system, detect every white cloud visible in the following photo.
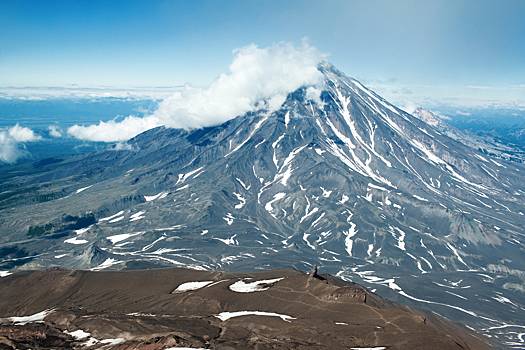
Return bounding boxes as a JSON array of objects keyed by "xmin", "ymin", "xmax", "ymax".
[
  {"xmin": 0, "ymin": 133, "xmax": 19, "ymax": 163},
  {"xmin": 8, "ymin": 124, "xmax": 41, "ymax": 142},
  {"xmin": 305, "ymin": 86, "xmax": 323, "ymax": 105},
  {"xmin": 67, "ymin": 41, "xmax": 325, "ymax": 142},
  {"xmin": 111, "ymin": 142, "xmax": 137, "ymax": 151},
  {"xmin": 369, "ymin": 81, "xmax": 525, "ymax": 110},
  {"xmin": 67, "ymin": 115, "xmax": 160, "ymax": 142},
  {"xmin": 400, "ymin": 102, "xmax": 418, "ymax": 114},
  {"xmin": 48, "ymin": 125, "xmax": 63, "ymax": 138},
  {"xmin": 0, "ymin": 124, "xmax": 41, "ymax": 163}
]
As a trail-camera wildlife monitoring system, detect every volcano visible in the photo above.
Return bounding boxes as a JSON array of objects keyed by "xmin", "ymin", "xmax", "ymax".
[{"xmin": 1, "ymin": 63, "xmax": 524, "ymax": 348}]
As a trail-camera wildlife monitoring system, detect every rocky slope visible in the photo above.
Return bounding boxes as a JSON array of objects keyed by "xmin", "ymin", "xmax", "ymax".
[{"xmin": 0, "ymin": 268, "xmax": 491, "ymax": 349}]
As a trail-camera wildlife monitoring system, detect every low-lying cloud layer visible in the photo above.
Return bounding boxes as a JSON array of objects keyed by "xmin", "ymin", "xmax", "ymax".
[
  {"xmin": 67, "ymin": 41, "xmax": 324, "ymax": 142},
  {"xmin": 0, "ymin": 86, "xmax": 175, "ymax": 101},
  {"xmin": 0, "ymin": 124, "xmax": 41, "ymax": 163}
]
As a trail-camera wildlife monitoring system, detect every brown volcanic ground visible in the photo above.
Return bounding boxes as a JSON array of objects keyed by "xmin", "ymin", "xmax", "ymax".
[{"xmin": 0, "ymin": 268, "xmax": 491, "ymax": 349}]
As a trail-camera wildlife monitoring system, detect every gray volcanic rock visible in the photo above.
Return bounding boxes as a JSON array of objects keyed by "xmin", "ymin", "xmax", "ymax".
[
  {"xmin": 0, "ymin": 268, "xmax": 492, "ymax": 349},
  {"xmin": 0, "ymin": 63, "xmax": 524, "ymax": 347}
]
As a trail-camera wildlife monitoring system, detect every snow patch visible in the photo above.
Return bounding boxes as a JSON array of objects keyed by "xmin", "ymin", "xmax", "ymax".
[
  {"xmin": 265, "ymin": 192, "xmax": 286, "ymax": 213},
  {"xmin": 107, "ymin": 232, "xmax": 142, "ymax": 244},
  {"xmin": 5, "ymin": 309, "xmax": 54, "ymax": 325},
  {"xmin": 109, "ymin": 215, "xmax": 125, "ymax": 223},
  {"xmin": 229, "ymin": 277, "xmax": 284, "ymax": 293},
  {"xmin": 284, "ymin": 111, "xmax": 291, "ymax": 128},
  {"xmin": 100, "ymin": 338, "xmax": 126, "ymax": 345},
  {"xmin": 223, "ymin": 212, "xmax": 234, "ymax": 225},
  {"xmin": 320, "ymin": 187, "xmax": 332, "ymax": 198},
  {"xmin": 65, "ymin": 329, "xmax": 91, "ymax": 340},
  {"xmin": 413, "ymin": 194, "xmax": 429, "ymax": 202},
  {"xmin": 214, "ymin": 234, "xmax": 238, "ymax": 246},
  {"xmin": 215, "ymin": 310, "xmax": 294, "ymax": 322},
  {"xmin": 99, "ymin": 211, "xmax": 124, "ymax": 222},
  {"xmin": 233, "ymin": 192, "xmax": 246, "ymax": 209},
  {"xmin": 344, "ymin": 223, "xmax": 358, "ymax": 256},
  {"xmin": 130, "ymin": 210, "xmax": 146, "ymax": 222},
  {"xmin": 174, "ymin": 281, "xmax": 214, "ymax": 293},
  {"xmin": 64, "ymin": 237, "xmax": 88, "ymax": 245},
  {"xmin": 144, "ymin": 191, "xmax": 168, "ymax": 202},
  {"xmin": 75, "ymin": 185, "xmax": 93, "ymax": 194},
  {"xmin": 91, "ymin": 258, "xmax": 121, "ymax": 271},
  {"xmin": 176, "ymin": 167, "xmax": 204, "ymax": 185}
]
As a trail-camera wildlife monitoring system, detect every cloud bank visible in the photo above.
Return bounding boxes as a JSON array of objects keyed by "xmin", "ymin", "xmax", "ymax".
[
  {"xmin": 0, "ymin": 124, "xmax": 41, "ymax": 163},
  {"xmin": 0, "ymin": 86, "xmax": 176, "ymax": 101},
  {"xmin": 68, "ymin": 115, "xmax": 159, "ymax": 142},
  {"xmin": 368, "ymin": 81, "xmax": 525, "ymax": 110},
  {"xmin": 67, "ymin": 41, "xmax": 325, "ymax": 142}
]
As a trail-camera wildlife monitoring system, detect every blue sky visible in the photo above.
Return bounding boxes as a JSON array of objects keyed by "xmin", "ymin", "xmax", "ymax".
[{"xmin": 1, "ymin": 0, "xmax": 524, "ymax": 106}]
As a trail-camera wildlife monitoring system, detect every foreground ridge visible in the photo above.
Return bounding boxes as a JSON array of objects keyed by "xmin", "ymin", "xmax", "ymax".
[{"xmin": 0, "ymin": 268, "xmax": 491, "ymax": 349}]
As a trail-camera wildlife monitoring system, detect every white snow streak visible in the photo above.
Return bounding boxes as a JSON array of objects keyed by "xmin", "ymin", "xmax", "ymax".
[
  {"xmin": 176, "ymin": 167, "xmax": 204, "ymax": 185},
  {"xmin": 75, "ymin": 185, "xmax": 93, "ymax": 194},
  {"xmin": 99, "ymin": 211, "xmax": 124, "ymax": 222},
  {"xmin": 64, "ymin": 237, "xmax": 88, "ymax": 245},
  {"xmin": 215, "ymin": 311, "xmax": 294, "ymax": 322},
  {"xmin": 144, "ymin": 191, "xmax": 168, "ymax": 202},
  {"xmin": 265, "ymin": 192, "xmax": 286, "ymax": 213},
  {"xmin": 225, "ymin": 115, "xmax": 269, "ymax": 157},
  {"xmin": 233, "ymin": 192, "xmax": 246, "ymax": 209},
  {"xmin": 344, "ymin": 223, "xmax": 358, "ymax": 256},
  {"xmin": 173, "ymin": 281, "xmax": 214, "ymax": 293},
  {"xmin": 5, "ymin": 309, "xmax": 54, "ymax": 325}
]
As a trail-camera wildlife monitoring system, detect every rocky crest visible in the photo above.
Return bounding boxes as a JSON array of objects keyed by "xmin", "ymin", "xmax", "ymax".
[{"xmin": 0, "ymin": 268, "xmax": 491, "ymax": 349}]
